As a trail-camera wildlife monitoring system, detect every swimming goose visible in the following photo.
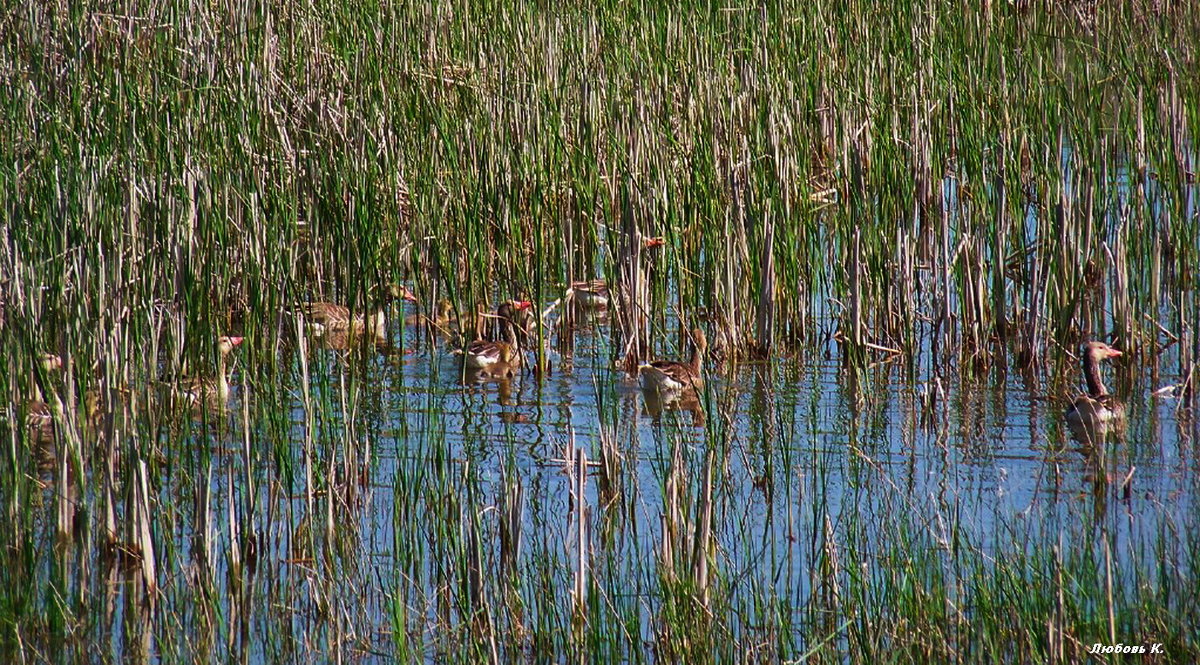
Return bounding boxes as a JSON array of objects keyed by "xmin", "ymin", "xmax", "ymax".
[
  {"xmin": 567, "ymin": 236, "xmax": 665, "ymax": 310},
  {"xmin": 639, "ymin": 328, "xmax": 707, "ymax": 395},
  {"xmin": 22, "ymin": 353, "xmax": 64, "ymax": 439},
  {"xmin": 299, "ymin": 284, "xmax": 417, "ymax": 338},
  {"xmin": 1065, "ymin": 341, "xmax": 1125, "ymax": 441},
  {"xmin": 170, "ymin": 335, "xmax": 244, "ymax": 406},
  {"xmin": 462, "ymin": 301, "xmax": 531, "ymax": 375}
]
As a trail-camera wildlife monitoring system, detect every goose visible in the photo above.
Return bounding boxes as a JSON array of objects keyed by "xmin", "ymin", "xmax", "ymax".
[
  {"xmin": 299, "ymin": 284, "xmax": 417, "ymax": 339},
  {"xmin": 170, "ymin": 335, "xmax": 244, "ymax": 406},
  {"xmin": 461, "ymin": 301, "xmax": 532, "ymax": 376},
  {"xmin": 20, "ymin": 355, "xmax": 124, "ymax": 444},
  {"xmin": 639, "ymin": 328, "xmax": 707, "ymax": 395},
  {"xmin": 567, "ymin": 236, "xmax": 665, "ymax": 310},
  {"xmin": 1065, "ymin": 341, "xmax": 1125, "ymax": 442},
  {"xmin": 21, "ymin": 354, "xmax": 64, "ymax": 439}
]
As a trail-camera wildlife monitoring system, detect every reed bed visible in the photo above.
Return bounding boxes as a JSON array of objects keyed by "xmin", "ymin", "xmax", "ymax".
[{"xmin": 2, "ymin": 0, "xmax": 1199, "ymax": 662}]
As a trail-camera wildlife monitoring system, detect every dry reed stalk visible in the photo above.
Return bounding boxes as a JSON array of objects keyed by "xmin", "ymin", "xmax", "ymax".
[
  {"xmin": 755, "ymin": 210, "xmax": 776, "ymax": 356},
  {"xmin": 849, "ymin": 228, "xmax": 863, "ymax": 362},
  {"xmin": 820, "ymin": 515, "xmax": 841, "ymax": 614},
  {"xmin": 598, "ymin": 420, "xmax": 621, "ymax": 510},
  {"xmin": 47, "ymin": 372, "xmax": 78, "ymax": 540},
  {"xmin": 227, "ymin": 467, "xmax": 241, "ymax": 580},
  {"xmin": 937, "ymin": 196, "xmax": 952, "ymax": 367},
  {"xmin": 102, "ymin": 416, "xmax": 118, "ymax": 550},
  {"xmin": 1052, "ymin": 542, "xmax": 1065, "ymax": 664},
  {"xmin": 240, "ymin": 383, "xmax": 255, "ymax": 518},
  {"xmin": 615, "ymin": 190, "xmax": 651, "ymax": 373},
  {"xmin": 572, "ymin": 444, "xmax": 588, "ymax": 623},
  {"xmin": 134, "ymin": 459, "xmax": 157, "ymax": 597},
  {"xmin": 562, "ymin": 213, "xmax": 576, "ymax": 339},
  {"xmin": 993, "ymin": 134, "xmax": 1011, "ymax": 346},
  {"xmin": 896, "ymin": 224, "xmax": 917, "ymax": 353},
  {"xmin": 964, "ymin": 233, "xmax": 986, "ymax": 358},
  {"xmin": 1136, "ymin": 87, "xmax": 1147, "ymax": 177},
  {"xmin": 196, "ymin": 459, "xmax": 215, "ymax": 584},
  {"xmin": 296, "ymin": 316, "xmax": 315, "ymax": 535},
  {"xmin": 721, "ymin": 137, "xmax": 753, "ymax": 356},
  {"xmin": 330, "ymin": 369, "xmax": 344, "ymax": 546},
  {"xmin": 1105, "ymin": 536, "xmax": 1115, "ymax": 645},
  {"xmin": 1105, "ymin": 241, "xmax": 1133, "ymax": 352},
  {"xmin": 692, "ymin": 448, "xmax": 715, "ymax": 608}
]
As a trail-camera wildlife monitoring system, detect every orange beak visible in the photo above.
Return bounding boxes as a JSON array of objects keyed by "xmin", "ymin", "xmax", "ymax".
[
  {"xmin": 513, "ymin": 300, "xmax": 533, "ymax": 310},
  {"xmin": 643, "ymin": 236, "xmax": 666, "ymax": 248},
  {"xmin": 228, "ymin": 337, "xmax": 245, "ymax": 346},
  {"xmin": 1107, "ymin": 347, "xmax": 1122, "ymax": 358}
]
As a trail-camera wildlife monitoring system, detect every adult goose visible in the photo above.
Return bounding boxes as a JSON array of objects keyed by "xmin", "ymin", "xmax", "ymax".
[
  {"xmin": 22, "ymin": 353, "xmax": 64, "ymax": 439},
  {"xmin": 22, "ymin": 355, "xmax": 126, "ymax": 435},
  {"xmin": 566, "ymin": 236, "xmax": 665, "ymax": 310},
  {"xmin": 461, "ymin": 301, "xmax": 531, "ymax": 376},
  {"xmin": 639, "ymin": 328, "xmax": 707, "ymax": 395},
  {"xmin": 169, "ymin": 335, "xmax": 244, "ymax": 407},
  {"xmin": 1065, "ymin": 341, "xmax": 1125, "ymax": 442},
  {"xmin": 299, "ymin": 284, "xmax": 417, "ymax": 339}
]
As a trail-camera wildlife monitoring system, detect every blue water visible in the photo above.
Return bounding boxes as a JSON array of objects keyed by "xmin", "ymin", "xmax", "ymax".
[{"xmin": 44, "ymin": 304, "xmax": 1197, "ymax": 662}]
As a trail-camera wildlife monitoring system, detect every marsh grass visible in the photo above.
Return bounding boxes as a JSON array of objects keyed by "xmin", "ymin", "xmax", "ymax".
[{"xmin": 2, "ymin": 0, "xmax": 1199, "ymax": 661}]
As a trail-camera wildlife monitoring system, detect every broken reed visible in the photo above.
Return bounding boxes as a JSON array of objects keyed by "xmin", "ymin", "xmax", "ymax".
[{"xmin": 2, "ymin": 0, "xmax": 1199, "ymax": 661}]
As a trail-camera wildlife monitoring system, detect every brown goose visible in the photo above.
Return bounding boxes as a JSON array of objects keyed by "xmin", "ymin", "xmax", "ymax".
[
  {"xmin": 21, "ymin": 355, "xmax": 124, "ymax": 447},
  {"xmin": 462, "ymin": 301, "xmax": 531, "ymax": 374},
  {"xmin": 639, "ymin": 329, "xmax": 707, "ymax": 394},
  {"xmin": 567, "ymin": 279, "xmax": 614, "ymax": 310},
  {"xmin": 22, "ymin": 354, "xmax": 64, "ymax": 439},
  {"xmin": 567, "ymin": 236, "xmax": 665, "ymax": 309},
  {"xmin": 1065, "ymin": 341, "xmax": 1125, "ymax": 439},
  {"xmin": 300, "ymin": 285, "xmax": 418, "ymax": 338},
  {"xmin": 170, "ymin": 336, "xmax": 244, "ymax": 406}
]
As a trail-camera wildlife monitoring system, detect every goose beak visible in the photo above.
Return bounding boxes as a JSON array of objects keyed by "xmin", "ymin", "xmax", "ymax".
[
  {"xmin": 513, "ymin": 300, "xmax": 533, "ymax": 310},
  {"xmin": 643, "ymin": 236, "xmax": 666, "ymax": 248},
  {"xmin": 228, "ymin": 336, "xmax": 245, "ymax": 346},
  {"xmin": 400, "ymin": 286, "xmax": 419, "ymax": 303}
]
